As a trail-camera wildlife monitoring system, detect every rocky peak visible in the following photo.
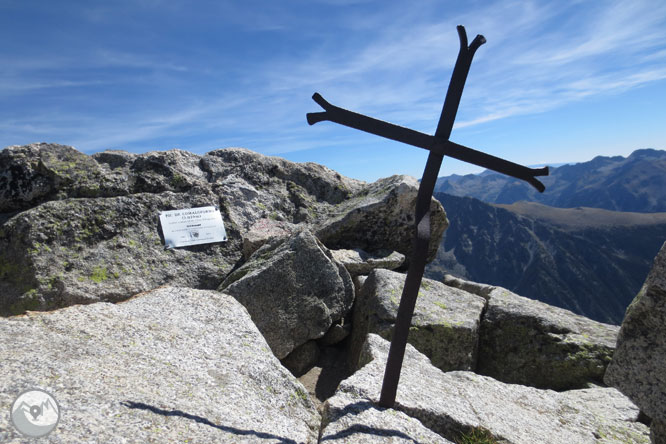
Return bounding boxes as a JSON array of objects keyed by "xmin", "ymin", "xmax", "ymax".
[{"xmin": 0, "ymin": 143, "xmax": 660, "ymax": 443}]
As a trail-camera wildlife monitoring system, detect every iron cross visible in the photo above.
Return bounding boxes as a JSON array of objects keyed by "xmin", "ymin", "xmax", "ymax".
[{"xmin": 307, "ymin": 25, "xmax": 548, "ymax": 408}]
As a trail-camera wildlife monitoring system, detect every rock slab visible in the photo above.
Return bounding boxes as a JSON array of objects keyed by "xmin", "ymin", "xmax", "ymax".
[
  {"xmin": 477, "ymin": 286, "xmax": 619, "ymax": 390},
  {"xmin": 220, "ymin": 229, "xmax": 354, "ymax": 359},
  {"xmin": 606, "ymin": 241, "xmax": 666, "ymax": 427},
  {"xmin": 320, "ymin": 392, "xmax": 453, "ymax": 443},
  {"xmin": 341, "ymin": 334, "xmax": 649, "ymax": 444},
  {"xmin": 0, "ymin": 287, "xmax": 320, "ymax": 443},
  {"xmin": 350, "ymin": 269, "xmax": 485, "ymax": 372}
]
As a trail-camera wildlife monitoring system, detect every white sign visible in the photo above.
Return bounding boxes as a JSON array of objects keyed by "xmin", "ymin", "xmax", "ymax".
[{"xmin": 159, "ymin": 206, "xmax": 227, "ymax": 248}]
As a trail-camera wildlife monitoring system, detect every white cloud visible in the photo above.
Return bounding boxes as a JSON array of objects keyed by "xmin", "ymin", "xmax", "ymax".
[{"xmin": 2, "ymin": 0, "xmax": 665, "ymax": 158}]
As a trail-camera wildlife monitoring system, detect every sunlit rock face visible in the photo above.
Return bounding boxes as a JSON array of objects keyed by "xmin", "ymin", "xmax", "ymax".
[{"xmin": 606, "ymin": 241, "xmax": 666, "ymax": 442}]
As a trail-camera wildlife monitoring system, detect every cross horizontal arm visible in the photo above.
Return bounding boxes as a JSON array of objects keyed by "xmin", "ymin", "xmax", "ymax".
[
  {"xmin": 443, "ymin": 140, "xmax": 548, "ymax": 192},
  {"xmin": 307, "ymin": 93, "xmax": 548, "ymax": 192}
]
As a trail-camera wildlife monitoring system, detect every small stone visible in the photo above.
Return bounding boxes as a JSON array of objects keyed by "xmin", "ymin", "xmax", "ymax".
[
  {"xmin": 330, "ymin": 248, "xmax": 405, "ymax": 275},
  {"xmin": 353, "ymin": 275, "xmax": 368, "ymax": 294},
  {"xmin": 442, "ymin": 274, "xmax": 494, "ymax": 299},
  {"xmin": 319, "ymin": 322, "xmax": 352, "ymax": 346}
]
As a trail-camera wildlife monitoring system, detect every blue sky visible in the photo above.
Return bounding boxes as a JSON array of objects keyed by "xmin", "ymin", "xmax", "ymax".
[{"xmin": 2, "ymin": 0, "xmax": 666, "ymax": 182}]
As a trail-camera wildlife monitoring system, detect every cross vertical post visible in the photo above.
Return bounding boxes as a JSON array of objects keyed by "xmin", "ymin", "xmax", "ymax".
[
  {"xmin": 378, "ymin": 25, "xmax": 485, "ymax": 408},
  {"xmin": 306, "ymin": 25, "xmax": 548, "ymax": 409}
]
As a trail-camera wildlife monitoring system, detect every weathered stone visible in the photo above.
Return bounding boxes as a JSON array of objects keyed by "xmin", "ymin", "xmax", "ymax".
[
  {"xmin": 0, "ymin": 144, "xmax": 214, "ymax": 216},
  {"xmin": 477, "ymin": 287, "xmax": 620, "ymax": 390},
  {"xmin": 605, "ymin": 241, "xmax": 666, "ymax": 425},
  {"xmin": 201, "ymin": 147, "xmax": 363, "ymax": 229},
  {"xmin": 442, "ymin": 273, "xmax": 495, "ymax": 299},
  {"xmin": 315, "ymin": 175, "xmax": 448, "ymax": 264},
  {"xmin": 330, "ymin": 248, "xmax": 405, "ymax": 275},
  {"xmin": 282, "ymin": 340, "xmax": 320, "ymax": 376},
  {"xmin": 341, "ymin": 334, "xmax": 649, "ymax": 444},
  {"xmin": 319, "ymin": 321, "xmax": 352, "ymax": 346},
  {"xmin": 2, "ymin": 145, "xmax": 448, "ymax": 319},
  {"xmin": 219, "ymin": 229, "xmax": 354, "ymax": 359},
  {"xmin": 0, "ymin": 287, "xmax": 320, "ymax": 443},
  {"xmin": 242, "ymin": 218, "xmax": 297, "ymax": 259},
  {"xmin": 320, "ymin": 392, "xmax": 454, "ymax": 443},
  {"xmin": 0, "ymin": 190, "xmax": 241, "ymax": 316},
  {"xmin": 350, "ymin": 269, "xmax": 485, "ymax": 372},
  {"xmin": 94, "ymin": 148, "xmax": 209, "ymax": 194},
  {"xmin": 0, "ymin": 144, "xmax": 368, "ymax": 316},
  {"xmin": 0, "ymin": 143, "xmax": 119, "ymax": 213}
]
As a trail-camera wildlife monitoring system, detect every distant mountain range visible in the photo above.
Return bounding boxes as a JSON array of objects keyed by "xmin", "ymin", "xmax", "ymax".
[
  {"xmin": 426, "ymin": 193, "xmax": 666, "ymax": 325},
  {"xmin": 435, "ymin": 149, "xmax": 666, "ymax": 213}
]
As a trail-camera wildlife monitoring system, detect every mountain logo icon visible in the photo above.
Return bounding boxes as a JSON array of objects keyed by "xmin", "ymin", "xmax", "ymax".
[{"xmin": 10, "ymin": 388, "xmax": 61, "ymax": 438}]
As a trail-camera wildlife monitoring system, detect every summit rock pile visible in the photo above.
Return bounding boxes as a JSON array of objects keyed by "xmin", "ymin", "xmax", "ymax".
[
  {"xmin": 0, "ymin": 143, "xmax": 445, "ymax": 316},
  {"xmin": 0, "ymin": 143, "xmax": 660, "ymax": 443}
]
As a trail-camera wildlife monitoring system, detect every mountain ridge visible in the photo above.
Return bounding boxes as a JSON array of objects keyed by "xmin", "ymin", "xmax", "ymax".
[{"xmin": 436, "ymin": 148, "xmax": 666, "ymax": 212}]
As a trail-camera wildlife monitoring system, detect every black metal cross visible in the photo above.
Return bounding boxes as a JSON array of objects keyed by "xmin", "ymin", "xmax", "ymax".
[{"xmin": 307, "ymin": 25, "xmax": 548, "ymax": 408}]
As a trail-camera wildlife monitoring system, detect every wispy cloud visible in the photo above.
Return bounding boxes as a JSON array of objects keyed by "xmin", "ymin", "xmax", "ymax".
[
  {"xmin": 1, "ymin": 0, "xmax": 665, "ymax": 162},
  {"xmin": 249, "ymin": 0, "xmax": 666, "ymax": 142}
]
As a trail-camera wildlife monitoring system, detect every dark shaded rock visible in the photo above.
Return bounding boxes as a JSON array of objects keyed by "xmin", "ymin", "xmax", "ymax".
[
  {"xmin": 652, "ymin": 420, "xmax": 665, "ymax": 444},
  {"xmin": 297, "ymin": 345, "xmax": 352, "ymax": 412},
  {"xmin": 319, "ymin": 321, "xmax": 352, "ymax": 346},
  {"xmin": 219, "ymin": 229, "xmax": 354, "ymax": 359},
  {"xmin": 281, "ymin": 340, "xmax": 320, "ymax": 376},
  {"xmin": 0, "ymin": 287, "xmax": 320, "ymax": 443},
  {"xmin": 316, "ymin": 175, "xmax": 448, "ymax": 264},
  {"xmin": 605, "ymin": 241, "xmax": 666, "ymax": 428},
  {"xmin": 478, "ymin": 287, "xmax": 619, "ymax": 391},
  {"xmin": 350, "ymin": 269, "xmax": 485, "ymax": 372}
]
